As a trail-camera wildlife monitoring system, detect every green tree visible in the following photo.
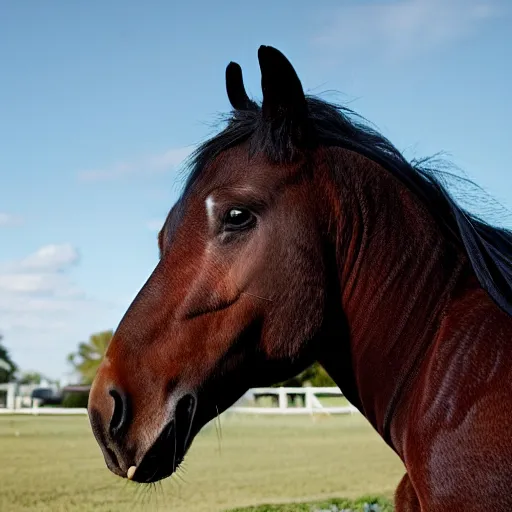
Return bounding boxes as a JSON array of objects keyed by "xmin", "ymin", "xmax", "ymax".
[
  {"xmin": 275, "ymin": 362, "xmax": 336, "ymax": 388},
  {"xmin": 67, "ymin": 330, "xmax": 113, "ymax": 384},
  {"xmin": 18, "ymin": 371, "xmax": 45, "ymax": 385},
  {"xmin": 0, "ymin": 334, "xmax": 18, "ymax": 384},
  {"xmin": 306, "ymin": 362, "xmax": 337, "ymax": 387},
  {"xmin": 266, "ymin": 362, "xmax": 336, "ymax": 408}
]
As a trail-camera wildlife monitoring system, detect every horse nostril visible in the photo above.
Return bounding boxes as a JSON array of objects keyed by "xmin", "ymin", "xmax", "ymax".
[{"xmin": 109, "ymin": 388, "xmax": 131, "ymax": 439}]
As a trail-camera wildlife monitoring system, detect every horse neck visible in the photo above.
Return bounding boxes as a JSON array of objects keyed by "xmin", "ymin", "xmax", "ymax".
[{"xmin": 316, "ymin": 149, "xmax": 469, "ymax": 452}]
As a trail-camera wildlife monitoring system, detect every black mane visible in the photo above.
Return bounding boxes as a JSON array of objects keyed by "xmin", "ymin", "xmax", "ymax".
[{"xmin": 185, "ymin": 96, "xmax": 512, "ymax": 316}]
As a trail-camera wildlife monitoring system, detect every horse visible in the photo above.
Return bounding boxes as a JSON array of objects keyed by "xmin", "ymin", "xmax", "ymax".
[{"xmin": 88, "ymin": 45, "xmax": 512, "ymax": 510}]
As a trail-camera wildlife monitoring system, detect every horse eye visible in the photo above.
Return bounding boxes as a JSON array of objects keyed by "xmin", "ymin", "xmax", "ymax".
[{"xmin": 223, "ymin": 208, "xmax": 255, "ymax": 231}]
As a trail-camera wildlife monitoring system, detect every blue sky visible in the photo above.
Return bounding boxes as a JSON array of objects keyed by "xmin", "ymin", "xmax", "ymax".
[{"xmin": 1, "ymin": 0, "xmax": 511, "ymax": 380}]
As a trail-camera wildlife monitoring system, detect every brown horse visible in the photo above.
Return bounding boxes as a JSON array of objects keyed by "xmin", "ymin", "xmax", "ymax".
[{"xmin": 88, "ymin": 46, "xmax": 512, "ymax": 510}]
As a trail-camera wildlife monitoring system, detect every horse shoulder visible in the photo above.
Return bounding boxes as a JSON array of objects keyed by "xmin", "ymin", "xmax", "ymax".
[{"xmin": 400, "ymin": 286, "xmax": 512, "ymax": 509}]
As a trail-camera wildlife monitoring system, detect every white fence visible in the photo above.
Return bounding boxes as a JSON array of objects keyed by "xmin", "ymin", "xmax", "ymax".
[
  {"xmin": 0, "ymin": 386, "xmax": 359, "ymax": 416},
  {"xmin": 0, "ymin": 382, "xmax": 58, "ymax": 411},
  {"xmin": 0, "ymin": 383, "xmax": 16, "ymax": 409},
  {"xmin": 233, "ymin": 387, "xmax": 358, "ymax": 415},
  {"xmin": 0, "ymin": 406, "xmax": 86, "ymax": 415}
]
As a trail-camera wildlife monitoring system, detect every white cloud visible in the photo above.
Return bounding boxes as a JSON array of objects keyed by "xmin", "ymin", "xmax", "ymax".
[
  {"xmin": 0, "ymin": 244, "xmax": 119, "ymax": 378},
  {"xmin": 313, "ymin": 0, "xmax": 500, "ymax": 61},
  {"xmin": 0, "ymin": 273, "xmax": 78, "ymax": 295},
  {"xmin": 17, "ymin": 244, "xmax": 79, "ymax": 272},
  {"xmin": 77, "ymin": 147, "xmax": 193, "ymax": 182},
  {"xmin": 0, "ymin": 244, "xmax": 81, "ymax": 301},
  {"xmin": 0, "ymin": 212, "xmax": 23, "ymax": 227}
]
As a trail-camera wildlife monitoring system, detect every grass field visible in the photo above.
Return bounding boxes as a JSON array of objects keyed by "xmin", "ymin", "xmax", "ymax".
[{"xmin": 0, "ymin": 413, "xmax": 404, "ymax": 512}]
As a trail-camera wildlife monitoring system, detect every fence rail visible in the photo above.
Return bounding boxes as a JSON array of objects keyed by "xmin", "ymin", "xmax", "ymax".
[
  {"xmin": 0, "ymin": 407, "xmax": 86, "ymax": 415},
  {"xmin": 232, "ymin": 387, "xmax": 359, "ymax": 415},
  {"xmin": 0, "ymin": 386, "xmax": 359, "ymax": 416}
]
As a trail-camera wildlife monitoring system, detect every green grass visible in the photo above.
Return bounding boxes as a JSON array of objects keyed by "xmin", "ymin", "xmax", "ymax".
[
  {"xmin": 0, "ymin": 413, "xmax": 404, "ymax": 512},
  {"xmin": 226, "ymin": 495, "xmax": 394, "ymax": 511},
  {"xmin": 316, "ymin": 396, "xmax": 350, "ymax": 408}
]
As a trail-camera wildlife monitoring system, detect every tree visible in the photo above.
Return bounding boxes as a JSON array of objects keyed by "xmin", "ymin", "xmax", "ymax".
[
  {"xmin": 18, "ymin": 371, "xmax": 45, "ymax": 385},
  {"xmin": 304, "ymin": 362, "xmax": 337, "ymax": 387},
  {"xmin": 270, "ymin": 362, "xmax": 336, "ymax": 407},
  {"xmin": 67, "ymin": 330, "xmax": 113, "ymax": 384},
  {"xmin": 0, "ymin": 334, "xmax": 18, "ymax": 384},
  {"xmin": 275, "ymin": 362, "xmax": 336, "ymax": 387}
]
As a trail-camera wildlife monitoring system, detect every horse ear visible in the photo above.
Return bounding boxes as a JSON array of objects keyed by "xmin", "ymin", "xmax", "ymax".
[
  {"xmin": 258, "ymin": 45, "xmax": 308, "ymax": 122},
  {"xmin": 226, "ymin": 62, "xmax": 258, "ymax": 111}
]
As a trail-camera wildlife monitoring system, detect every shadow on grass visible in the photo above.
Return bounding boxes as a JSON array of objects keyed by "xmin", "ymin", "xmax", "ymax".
[{"xmin": 226, "ymin": 495, "xmax": 393, "ymax": 511}]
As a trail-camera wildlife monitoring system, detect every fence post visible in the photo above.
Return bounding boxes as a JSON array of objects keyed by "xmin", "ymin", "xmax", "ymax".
[
  {"xmin": 305, "ymin": 387, "xmax": 313, "ymax": 413},
  {"xmin": 278, "ymin": 388, "xmax": 287, "ymax": 410},
  {"xmin": 32, "ymin": 398, "xmax": 42, "ymax": 415},
  {"xmin": 7, "ymin": 383, "xmax": 16, "ymax": 410}
]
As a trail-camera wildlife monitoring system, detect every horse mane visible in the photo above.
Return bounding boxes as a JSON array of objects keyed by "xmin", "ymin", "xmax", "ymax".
[{"xmin": 184, "ymin": 96, "xmax": 512, "ymax": 316}]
